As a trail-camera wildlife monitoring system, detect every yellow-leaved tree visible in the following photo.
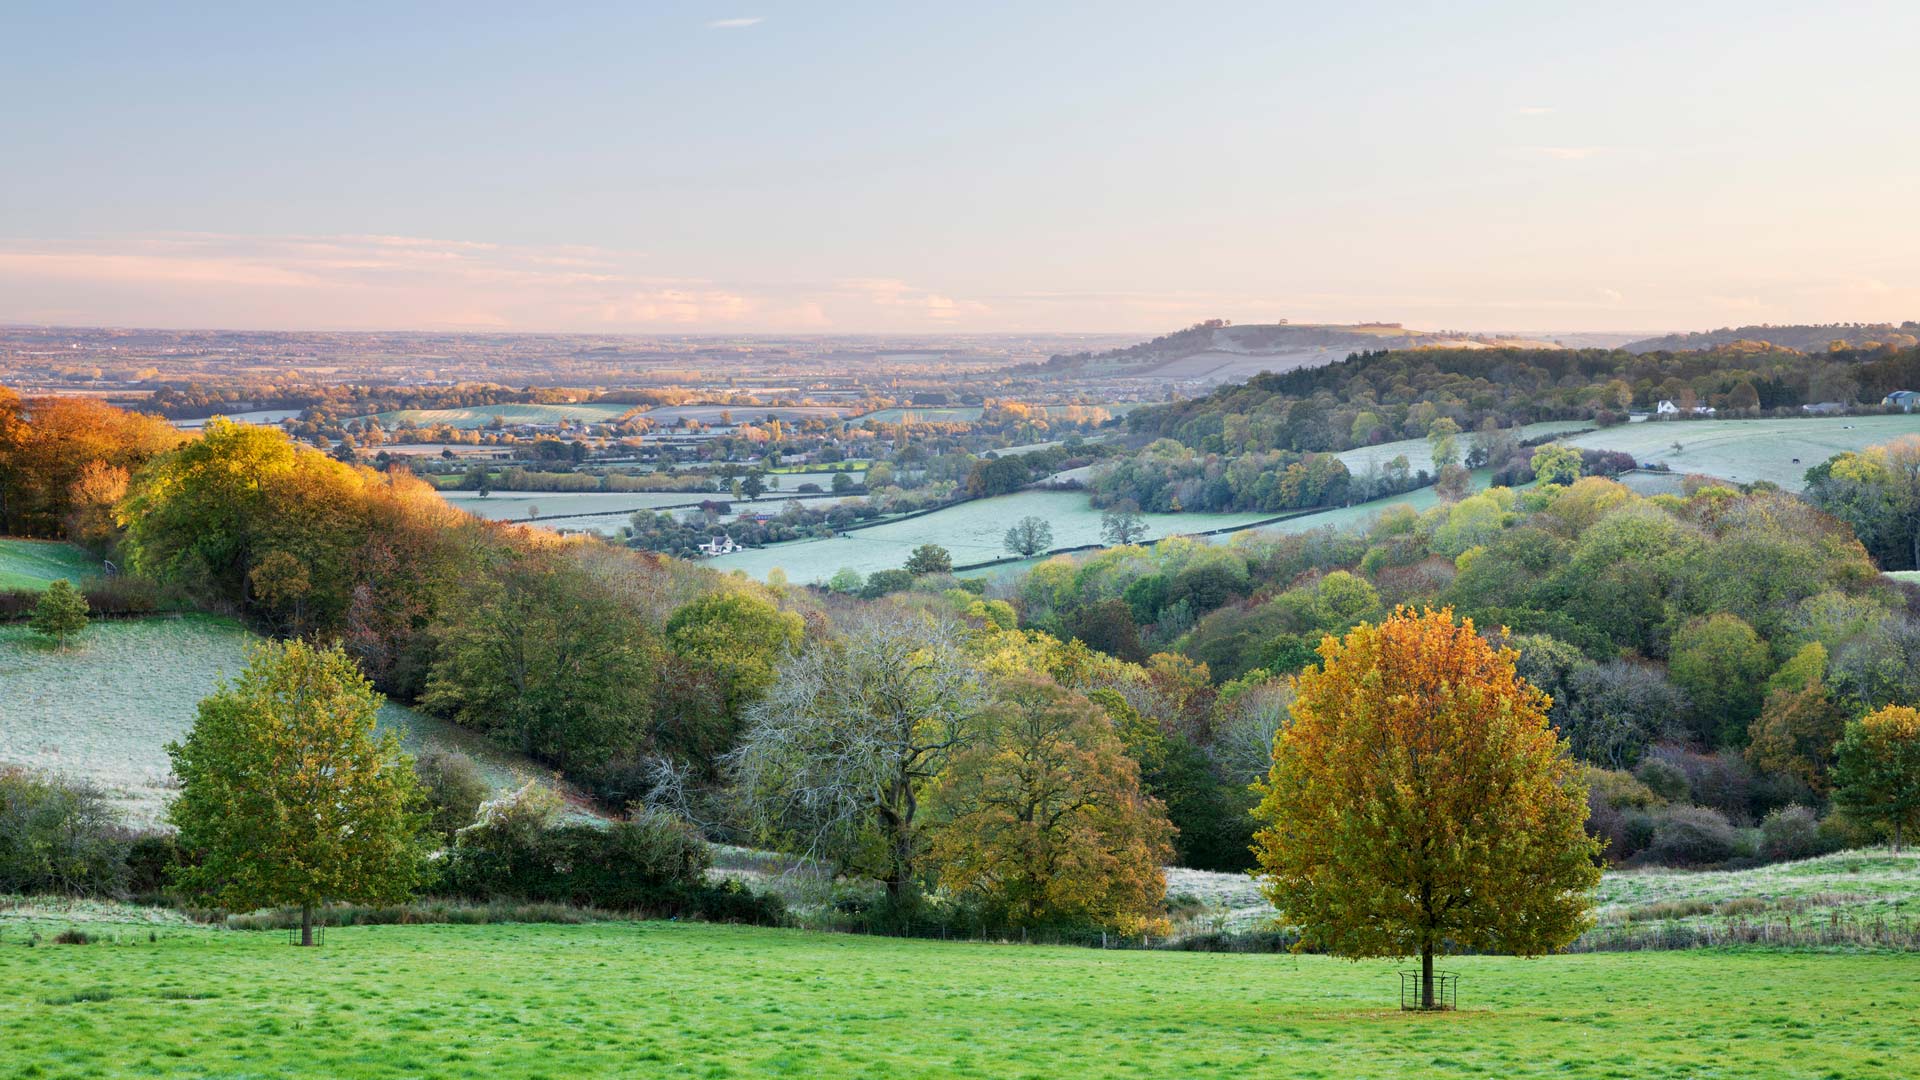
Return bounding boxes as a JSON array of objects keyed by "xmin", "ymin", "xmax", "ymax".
[
  {"xmin": 168, "ymin": 639, "xmax": 428, "ymax": 945},
  {"xmin": 1253, "ymin": 607, "xmax": 1600, "ymax": 1008}
]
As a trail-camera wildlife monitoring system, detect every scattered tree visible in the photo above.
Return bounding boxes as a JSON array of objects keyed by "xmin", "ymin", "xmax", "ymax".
[
  {"xmin": 1253, "ymin": 608, "xmax": 1600, "ymax": 1008},
  {"xmin": 904, "ymin": 543, "xmax": 953, "ymax": 575},
  {"xmin": 29, "ymin": 579, "xmax": 90, "ymax": 649},
  {"xmin": 167, "ymin": 640, "xmax": 428, "ymax": 945},
  {"xmin": 1831, "ymin": 705, "xmax": 1920, "ymax": 852},
  {"xmin": 1101, "ymin": 501, "xmax": 1149, "ymax": 546},
  {"xmin": 1003, "ymin": 516, "xmax": 1055, "ymax": 557}
]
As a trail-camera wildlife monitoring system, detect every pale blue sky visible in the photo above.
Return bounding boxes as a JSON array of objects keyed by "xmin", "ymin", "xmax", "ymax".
[{"xmin": 4, "ymin": 1, "xmax": 1917, "ymax": 333}]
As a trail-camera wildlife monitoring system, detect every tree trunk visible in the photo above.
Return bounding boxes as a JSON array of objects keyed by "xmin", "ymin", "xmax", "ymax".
[
  {"xmin": 1421, "ymin": 943, "xmax": 1435, "ymax": 1010},
  {"xmin": 1895, "ymin": 821, "xmax": 1904, "ymax": 855},
  {"xmin": 301, "ymin": 903, "xmax": 314, "ymax": 947}
]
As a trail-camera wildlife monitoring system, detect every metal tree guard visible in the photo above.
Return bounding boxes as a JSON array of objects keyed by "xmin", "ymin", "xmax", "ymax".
[{"xmin": 1399, "ymin": 969, "xmax": 1459, "ymax": 1011}]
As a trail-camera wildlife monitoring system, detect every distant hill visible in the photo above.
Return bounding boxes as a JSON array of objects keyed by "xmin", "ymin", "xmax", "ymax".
[
  {"xmin": 1624, "ymin": 322, "xmax": 1920, "ymax": 355},
  {"xmin": 1039, "ymin": 320, "xmax": 1562, "ymax": 385}
]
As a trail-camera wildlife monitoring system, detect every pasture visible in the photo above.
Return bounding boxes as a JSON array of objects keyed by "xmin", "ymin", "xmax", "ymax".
[
  {"xmin": 706, "ymin": 490, "xmax": 1284, "ymax": 583},
  {"xmin": 639, "ymin": 404, "xmax": 851, "ymax": 425},
  {"xmin": 1561, "ymin": 415, "xmax": 1919, "ymax": 490},
  {"xmin": 354, "ymin": 403, "xmax": 637, "ymax": 430},
  {"xmin": 0, "ymin": 616, "xmax": 548, "ymax": 829},
  {"xmin": 0, "ymin": 537, "xmax": 100, "ymax": 591},
  {"xmin": 1335, "ymin": 420, "xmax": 1596, "ymax": 476},
  {"xmin": 0, "ymin": 919, "xmax": 1911, "ymax": 1079}
]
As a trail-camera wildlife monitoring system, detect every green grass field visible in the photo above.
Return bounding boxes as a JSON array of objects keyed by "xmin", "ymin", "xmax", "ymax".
[
  {"xmin": 0, "ymin": 537, "xmax": 101, "ymax": 591},
  {"xmin": 1562, "ymin": 415, "xmax": 1919, "ymax": 490},
  {"xmin": 1335, "ymin": 420, "xmax": 1596, "ymax": 476},
  {"xmin": 0, "ymin": 616, "xmax": 551, "ymax": 828},
  {"xmin": 0, "ymin": 919, "xmax": 1911, "ymax": 1079}
]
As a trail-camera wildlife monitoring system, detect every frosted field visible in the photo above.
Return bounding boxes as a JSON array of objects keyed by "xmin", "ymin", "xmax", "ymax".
[
  {"xmin": 0, "ymin": 616, "xmax": 550, "ymax": 829},
  {"xmin": 358, "ymin": 403, "xmax": 636, "ymax": 429},
  {"xmin": 1562, "ymin": 415, "xmax": 1919, "ymax": 490},
  {"xmin": 637, "ymin": 404, "xmax": 850, "ymax": 424},
  {"xmin": 706, "ymin": 490, "xmax": 1284, "ymax": 583},
  {"xmin": 1335, "ymin": 420, "xmax": 1596, "ymax": 475},
  {"xmin": 0, "ymin": 537, "xmax": 101, "ymax": 591},
  {"xmin": 172, "ymin": 408, "xmax": 301, "ymax": 430},
  {"xmin": 440, "ymin": 490, "xmax": 715, "ymax": 520}
]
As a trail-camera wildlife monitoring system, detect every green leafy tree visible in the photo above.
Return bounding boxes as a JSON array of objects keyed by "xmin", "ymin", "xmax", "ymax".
[
  {"xmin": 1530, "ymin": 444, "xmax": 1583, "ymax": 487},
  {"xmin": 29, "ymin": 579, "xmax": 89, "ymax": 649},
  {"xmin": 904, "ymin": 543, "xmax": 953, "ymax": 575},
  {"xmin": 167, "ymin": 640, "xmax": 428, "ymax": 945},
  {"xmin": 666, "ymin": 590, "xmax": 805, "ymax": 741},
  {"xmin": 1669, "ymin": 614, "xmax": 1773, "ymax": 746},
  {"xmin": 1831, "ymin": 706, "xmax": 1920, "ymax": 851},
  {"xmin": 423, "ymin": 552, "xmax": 659, "ymax": 772}
]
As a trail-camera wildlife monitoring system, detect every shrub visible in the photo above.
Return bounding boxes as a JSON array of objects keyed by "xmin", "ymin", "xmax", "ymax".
[
  {"xmin": 1759, "ymin": 805, "xmax": 1840, "ymax": 863},
  {"xmin": 1634, "ymin": 758, "xmax": 1690, "ymax": 802},
  {"xmin": 414, "ymin": 749, "xmax": 490, "ymax": 838},
  {"xmin": 0, "ymin": 768, "xmax": 129, "ymax": 896},
  {"xmin": 52, "ymin": 928, "xmax": 95, "ymax": 945},
  {"xmin": 1639, "ymin": 805, "xmax": 1741, "ymax": 867},
  {"xmin": 439, "ymin": 809, "xmax": 783, "ymax": 924},
  {"xmin": 123, "ymin": 833, "xmax": 182, "ymax": 898}
]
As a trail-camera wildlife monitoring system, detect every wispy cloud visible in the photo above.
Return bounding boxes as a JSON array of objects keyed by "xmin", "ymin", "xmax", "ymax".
[
  {"xmin": 1515, "ymin": 105, "xmax": 1555, "ymax": 116},
  {"xmin": 0, "ymin": 233, "xmax": 1004, "ymax": 332},
  {"xmin": 706, "ymin": 17, "xmax": 763, "ymax": 29}
]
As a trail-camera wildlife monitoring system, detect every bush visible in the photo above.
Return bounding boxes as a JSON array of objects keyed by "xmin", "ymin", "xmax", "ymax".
[
  {"xmin": 1759, "ymin": 805, "xmax": 1841, "ymax": 863},
  {"xmin": 0, "ymin": 768, "xmax": 130, "ymax": 896},
  {"xmin": 124, "ymin": 833, "xmax": 182, "ymax": 898},
  {"xmin": 414, "ymin": 749, "xmax": 490, "ymax": 838},
  {"xmin": 1638, "ymin": 805, "xmax": 1741, "ymax": 867},
  {"xmin": 1634, "ymin": 758, "xmax": 1690, "ymax": 803},
  {"xmin": 438, "ymin": 809, "xmax": 783, "ymax": 924}
]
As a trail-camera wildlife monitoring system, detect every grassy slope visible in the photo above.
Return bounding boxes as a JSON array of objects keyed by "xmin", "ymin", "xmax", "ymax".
[
  {"xmin": 0, "ymin": 616, "xmax": 549, "ymax": 829},
  {"xmin": 1167, "ymin": 851, "xmax": 1920, "ymax": 938},
  {"xmin": 1561, "ymin": 415, "xmax": 1920, "ymax": 490},
  {"xmin": 0, "ymin": 537, "xmax": 100, "ymax": 591},
  {"xmin": 0, "ymin": 920, "xmax": 1912, "ymax": 1079}
]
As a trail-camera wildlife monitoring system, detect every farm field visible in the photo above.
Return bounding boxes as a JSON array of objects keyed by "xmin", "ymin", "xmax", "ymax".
[
  {"xmin": 0, "ymin": 537, "xmax": 100, "ymax": 591},
  {"xmin": 1560, "ymin": 415, "xmax": 1919, "ymax": 490},
  {"xmin": 171, "ymin": 408, "xmax": 301, "ymax": 430},
  {"xmin": 707, "ymin": 490, "xmax": 1284, "ymax": 583},
  {"xmin": 1335, "ymin": 420, "xmax": 1596, "ymax": 476},
  {"xmin": 438, "ymin": 490, "xmax": 719, "ymax": 522},
  {"xmin": 1887, "ymin": 570, "xmax": 1920, "ymax": 584},
  {"xmin": 638, "ymin": 404, "xmax": 851, "ymax": 424},
  {"xmin": 0, "ymin": 616, "xmax": 548, "ymax": 829},
  {"xmin": 354, "ymin": 403, "xmax": 637, "ymax": 429},
  {"xmin": 0, "ymin": 919, "xmax": 1912, "ymax": 1079}
]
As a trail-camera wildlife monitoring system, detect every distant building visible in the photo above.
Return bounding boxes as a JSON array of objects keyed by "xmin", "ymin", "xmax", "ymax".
[
  {"xmin": 1801, "ymin": 401, "xmax": 1847, "ymax": 415},
  {"xmin": 1884, "ymin": 390, "xmax": 1920, "ymax": 412},
  {"xmin": 1656, "ymin": 399, "xmax": 1716, "ymax": 416},
  {"xmin": 697, "ymin": 534, "xmax": 740, "ymax": 557}
]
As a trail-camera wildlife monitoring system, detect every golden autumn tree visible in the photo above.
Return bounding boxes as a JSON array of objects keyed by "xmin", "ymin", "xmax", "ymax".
[
  {"xmin": 1253, "ymin": 607, "xmax": 1600, "ymax": 1008},
  {"xmin": 926, "ymin": 676, "xmax": 1175, "ymax": 932},
  {"xmin": 168, "ymin": 640, "xmax": 428, "ymax": 945},
  {"xmin": 1831, "ymin": 705, "xmax": 1920, "ymax": 852}
]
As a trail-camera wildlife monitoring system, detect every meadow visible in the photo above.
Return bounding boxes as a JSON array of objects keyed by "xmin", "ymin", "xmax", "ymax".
[
  {"xmin": 1562, "ymin": 414, "xmax": 1919, "ymax": 490},
  {"xmin": 0, "ymin": 918, "xmax": 1911, "ymax": 1079},
  {"xmin": 0, "ymin": 616, "xmax": 550, "ymax": 828},
  {"xmin": 0, "ymin": 537, "xmax": 99, "ymax": 591},
  {"xmin": 1334, "ymin": 420, "xmax": 1597, "ymax": 476}
]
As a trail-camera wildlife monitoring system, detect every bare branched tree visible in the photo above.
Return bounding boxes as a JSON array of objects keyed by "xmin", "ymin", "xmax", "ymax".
[{"xmin": 727, "ymin": 609, "xmax": 986, "ymax": 900}]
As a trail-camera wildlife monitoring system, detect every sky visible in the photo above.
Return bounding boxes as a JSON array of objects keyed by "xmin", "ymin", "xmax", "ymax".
[{"xmin": 4, "ymin": 1, "xmax": 1919, "ymax": 335}]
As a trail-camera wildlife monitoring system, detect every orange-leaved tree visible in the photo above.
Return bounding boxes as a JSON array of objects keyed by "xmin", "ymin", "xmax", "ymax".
[
  {"xmin": 1252, "ymin": 607, "xmax": 1600, "ymax": 1008},
  {"xmin": 926, "ymin": 675, "xmax": 1175, "ymax": 932}
]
